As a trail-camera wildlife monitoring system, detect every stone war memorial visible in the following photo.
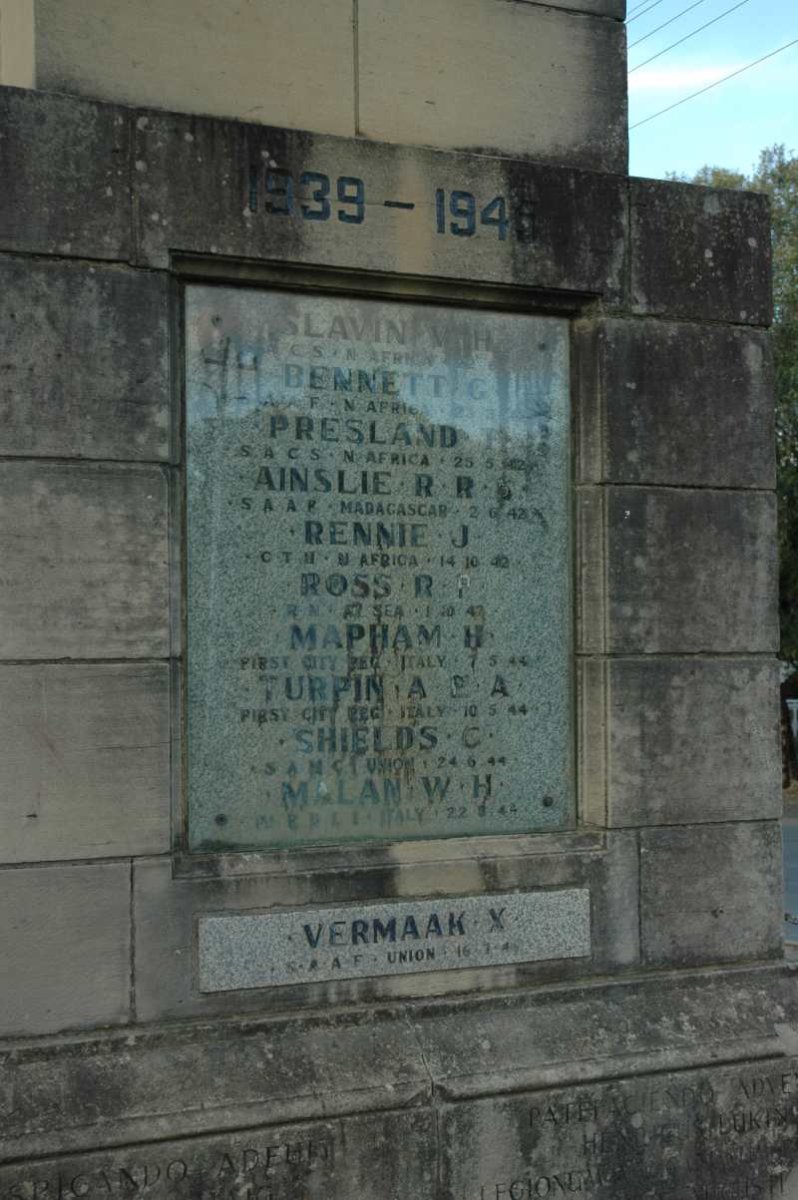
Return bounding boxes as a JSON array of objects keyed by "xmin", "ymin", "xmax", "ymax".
[{"xmin": 0, "ymin": 0, "xmax": 794, "ymax": 1196}]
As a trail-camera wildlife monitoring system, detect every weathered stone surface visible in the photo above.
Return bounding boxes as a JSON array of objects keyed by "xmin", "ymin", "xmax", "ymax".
[
  {"xmin": 0, "ymin": 0, "xmax": 35, "ymax": 88},
  {"xmin": 0, "ymin": 85, "xmax": 783, "ymax": 1200},
  {"xmin": 0, "ymin": 87, "xmax": 131, "ymax": 260},
  {"xmin": 631, "ymin": 178, "xmax": 772, "ymax": 324},
  {"xmin": 0, "ymin": 662, "xmax": 171, "ymax": 863},
  {"xmin": 640, "ymin": 822, "xmax": 783, "ymax": 967},
  {"xmin": 0, "ymin": 256, "xmax": 170, "ymax": 461},
  {"xmin": 579, "ymin": 487, "xmax": 778, "ymax": 653},
  {"xmin": 440, "ymin": 1057, "xmax": 798, "ymax": 1199},
  {"xmin": 11, "ymin": 1058, "xmax": 798, "ymax": 1200},
  {"xmin": 133, "ymin": 108, "xmax": 627, "ymax": 300},
  {"xmin": 0, "ymin": 964, "xmax": 793, "ymax": 1160},
  {"xmin": 518, "ymin": 0, "xmax": 624, "ymax": 13},
  {"xmin": 0, "ymin": 861, "xmax": 130, "ymax": 1036},
  {"xmin": 0, "ymin": 462, "xmax": 170, "ymax": 659},
  {"xmin": 575, "ymin": 318, "xmax": 775, "ymax": 488},
  {"xmin": 603, "ymin": 657, "xmax": 781, "ymax": 827},
  {"xmin": 134, "ymin": 835, "xmax": 637, "ymax": 1021},
  {"xmin": 0, "ymin": 1009, "xmax": 432, "ymax": 1161},
  {"xmin": 31, "ymin": 0, "xmax": 624, "ymax": 155},
  {"xmin": 0, "ymin": 1109, "xmax": 436, "ymax": 1200},
  {"xmin": 35, "ymin": 0, "xmax": 356, "ymax": 137},
  {"xmin": 358, "ymin": 0, "xmax": 627, "ymax": 173},
  {"xmin": 407, "ymin": 968, "xmax": 798, "ymax": 1104},
  {"xmin": 587, "ymin": 828, "xmax": 641, "ymax": 970}
]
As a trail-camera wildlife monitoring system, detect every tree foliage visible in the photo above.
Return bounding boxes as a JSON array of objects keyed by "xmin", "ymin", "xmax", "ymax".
[{"xmin": 673, "ymin": 147, "xmax": 798, "ymax": 665}]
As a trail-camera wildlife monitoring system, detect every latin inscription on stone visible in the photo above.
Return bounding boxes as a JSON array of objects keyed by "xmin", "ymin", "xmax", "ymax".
[
  {"xmin": 3, "ymin": 1062, "xmax": 798, "ymax": 1199},
  {"xmin": 185, "ymin": 286, "xmax": 571, "ymax": 851},
  {"xmin": 0, "ymin": 1109, "xmax": 434, "ymax": 1199},
  {"xmin": 197, "ymin": 889, "xmax": 590, "ymax": 991},
  {"xmin": 442, "ymin": 1061, "xmax": 798, "ymax": 1199}
]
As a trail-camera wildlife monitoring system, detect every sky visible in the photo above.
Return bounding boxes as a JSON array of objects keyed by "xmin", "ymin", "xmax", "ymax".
[{"xmin": 628, "ymin": 0, "xmax": 798, "ymax": 180}]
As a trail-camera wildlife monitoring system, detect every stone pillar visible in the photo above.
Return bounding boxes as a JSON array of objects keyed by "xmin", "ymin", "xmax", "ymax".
[{"xmin": 0, "ymin": 3, "xmax": 791, "ymax": 1196}]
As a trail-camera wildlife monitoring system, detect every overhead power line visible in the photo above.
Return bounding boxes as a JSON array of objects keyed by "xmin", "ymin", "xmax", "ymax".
[
  {"xmin": 629, "ymin": 0, "xmax": 711, "ymax": 49},
  {"xmin": 627, "ymin": 0, "xmax": 655, "ymax": 16},
  {"xmin": 628, "ymin": 0, "xmax": 671, "ymax": 23},
  {"xmin": 631, "ymin": 36, "xmax": 798, "ymax": 129},
  {"xmin": 629, "ymin": 0, "xmax": 753, "ymax": 73}
]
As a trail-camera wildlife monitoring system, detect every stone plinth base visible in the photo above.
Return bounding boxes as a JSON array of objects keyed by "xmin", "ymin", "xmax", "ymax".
[{"xmin": 2, "ymin": 962, "xmax": 798, "ymax": 1199}]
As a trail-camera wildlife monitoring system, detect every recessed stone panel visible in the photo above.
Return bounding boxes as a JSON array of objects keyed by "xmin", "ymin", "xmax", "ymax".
[
  {"xmin": 0, "ymin": 256, "xmax": 170, "ymax": 461},
  {"xmin": 0, "ymin": 462, "xmax": 170, "ymax": 659}
]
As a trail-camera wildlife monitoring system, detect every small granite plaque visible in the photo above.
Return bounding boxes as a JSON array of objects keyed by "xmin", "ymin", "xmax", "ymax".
[
  {"xmin": 197, "ymin": 889, "xmax": 590, "ymax": 991},
  {"xmin": 185, "ymin": 286, "xmax": 572, "ymax": 851}
]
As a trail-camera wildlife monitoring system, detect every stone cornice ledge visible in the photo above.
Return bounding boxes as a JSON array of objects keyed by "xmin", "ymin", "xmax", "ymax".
[{"xmin": 0, "ymin": 961, "xmax": 795, "ymax": 1161}]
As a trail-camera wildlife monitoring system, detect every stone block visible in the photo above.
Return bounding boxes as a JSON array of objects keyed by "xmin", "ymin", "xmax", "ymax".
[
  {"xmin": 0, "ymin": 662, "xmax": 171, "ymax": 863},
  {"xmin": 579, "ymin": 486, "xmax": 778, "ymax": 653},
  {"xmin": 35, "ymin": 0, "xmax": 356, "ymax": 137},
  {"xmin": 631, "ymin": 178, "xmax": 771, "ymax": 324},
  {"xmin": 640, "ymin": 822, "xmax": 783, "ymax": 967},
  {"xmin": 0, "ymin": 0, "xmax": 35, "ymax": 88},
  {"xmin": 0, "ymin": 87, "xmax": 131, "ymax": 260},
  {"xmin": 0, "ymin": 462, "xmax": 170, "ymax": 659},
  {"xmin": 133, "ymin": 110, "xmax": 628, "ymax": 302},
  {"xmin": 357, "ymin": 0, "xmax": 627, "ymax": 173},
  {"xmin": 575, "ymin": 318, "xmax": 775, "ymax": 488},
  {"xmin": 0, "ymin": 257, "xmax": 170, "ymax": 461},
  {"xmin": 604, "ymin": 657, "xmax": 781, "ymax": 827},
  {"xmin": 0, "ymin": 861, "xmax": 130, "ymax": 1035}
]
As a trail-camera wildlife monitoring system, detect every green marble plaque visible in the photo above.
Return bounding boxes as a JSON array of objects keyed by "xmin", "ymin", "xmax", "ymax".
[{"xmin": 185, "ymin": 286, "xmax": 572, "ymax": 851}]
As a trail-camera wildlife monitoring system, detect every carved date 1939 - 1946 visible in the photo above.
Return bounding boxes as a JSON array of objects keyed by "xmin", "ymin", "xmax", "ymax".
[{"xmin": 247, "ymin": 167, "xmax": 535, "ymax": 242}]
